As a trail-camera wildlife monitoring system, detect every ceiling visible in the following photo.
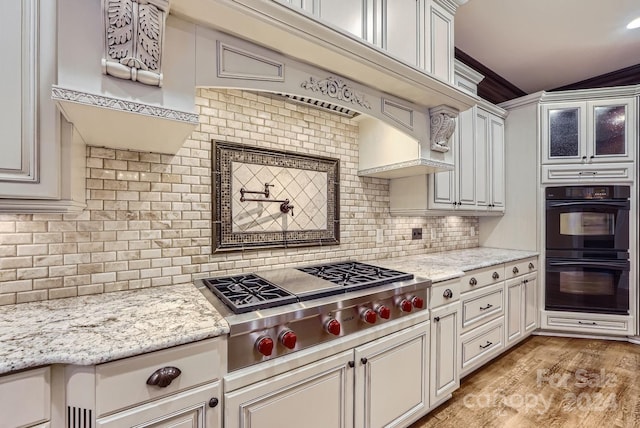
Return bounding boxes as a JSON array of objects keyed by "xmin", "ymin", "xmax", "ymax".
[{"xmin": 455, "ymin": 0, "xmax": 640, "ymax": 94}]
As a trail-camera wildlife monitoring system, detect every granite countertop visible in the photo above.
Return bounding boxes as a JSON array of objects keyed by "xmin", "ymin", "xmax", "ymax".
[
  {"xmin": 0, "ymin": 283, "xmax": 229, "ymax": 375},
  {"xmin": 373, "ymin": 247, "xmax": 539, "ymax": 283}
]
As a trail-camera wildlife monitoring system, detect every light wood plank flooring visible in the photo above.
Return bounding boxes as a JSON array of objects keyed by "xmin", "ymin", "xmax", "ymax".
[{"xmin": 410, "ymin": 335, "xmax": 640, "ymax": 428}]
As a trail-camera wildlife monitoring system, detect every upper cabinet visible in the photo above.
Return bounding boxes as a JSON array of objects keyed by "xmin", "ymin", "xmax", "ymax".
[
  {"xmin": 0, "ymin": 0, "xmax": 85, "ymax": 213},
  {"xmin": 279, "ymin": 0, "xmax": 455, "ymax": 83},
  {"xmin": 541, "ymin": 96, "xmax": 636, "ymax": 165}
]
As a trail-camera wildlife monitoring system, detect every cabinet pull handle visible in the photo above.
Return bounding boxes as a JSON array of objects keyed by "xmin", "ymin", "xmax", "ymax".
[
  {"xmin": 434, "ymin": 316, "xmax": 440, "ymax": 322},
  {"xmin": 361, "ymin": 357, "xmax": 368, "ymax": 365},
  {"xmin": 512, "ymin": 267, "xmax": 519, "ymax": 274},
  {"xmin": 469, "ymin": 277, "xmax": 477, "ymax": 286},
  {"xmin": 528, "ymin": 262, "xmax": 535, "ymax": 269},
  {"xmin": 578, "ymin": 321, "xmax": 597, "ymax": 326},
  {"xmin": 479, "ymin": 341, "xmax": 493, "ymax": 349},
  {"xmin": 582, "ymin": 156, "xmax": 587, "ymax": 160},
  {"xmin": 479, "ymin": 304, "xmax": 493, "ymax": 311},
  {"xmin": 492, "ymin": 272, "xmax": 500, "ymax": 280},
  {"xmin": 348, "ymin": 361, "xmax": 355, "ymax": 368},
  {"xmin": 443, "ymin": 289, "xmax": 453, "ymax": 299},
  {"xmin": 208, "ymin": 398, "xmax": 219, "ymax": 408},
  {"xmin": 147, "ymin": 366, "xmax": 181, "ymax": 388}
]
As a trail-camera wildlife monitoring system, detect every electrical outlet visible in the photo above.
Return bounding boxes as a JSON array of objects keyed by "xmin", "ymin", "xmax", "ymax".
[{"xmin": 411, "ymin": 228, "xmax": 422, "ymax": 240}]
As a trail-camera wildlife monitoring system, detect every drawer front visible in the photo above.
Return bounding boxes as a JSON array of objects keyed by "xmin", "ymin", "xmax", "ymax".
[
  {"xmin": 462, "ymin": 284, "xmax": 504, "ymax": 330},
  {"xmin": 541, "ymin": 164, "xmax": 634, "ymax": 184},
  {"xmin": 0, "ymin": 366, "xmax": 50, "ymax": 428},
  {"xmin": 461, "ymin": 319, "xmax": 504, "ymax": 373},
  {"xmin": 96, "ymin": 338, "xmax": 224, "ymax": 417},
  {"xmin": 430, "ymin": 279, "xmax": 461, "ymax": 308},
  {"xmin": 543, "ymin": 313, "xmax": 632, "ymax": 336},
  {"xmin": 461, "ymin": 265, "xmax": 505, "ymax": 293},
  {"xmin": 504, "ymin": 257, "xmax": 537, "ymax": 280}
]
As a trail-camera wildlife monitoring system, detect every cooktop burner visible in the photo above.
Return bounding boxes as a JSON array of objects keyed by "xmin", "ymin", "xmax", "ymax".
[
  {"xmin": 297, "ymin": 261, "xmax": 414, "ymax": 291},
  {"xmin": 202, "ymin": 274, "xmax": 297, "ymax": 314}
]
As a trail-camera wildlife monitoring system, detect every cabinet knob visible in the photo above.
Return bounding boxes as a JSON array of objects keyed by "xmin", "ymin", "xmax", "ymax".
[
  {"xmin": 208, "ymin": 397, "xmax": 219, "ymax": 408},
  {"xmin": 528, "ymin": 262, "xmax": 535, "ymax": 269},
  {"xmin": 582, "ymin": 156, "xmax": 587, "ymax": 160},
  {"xmin": 434, "ymin": 316, "xmax": 440, "ymax": 322},
  {"xmin": 512, "ymin": 267, "xmax": 519, "ymax": 274},
  {"xmin": 361, "ymin": 357, "xmax": 368, "ymax": 365},
  {"xmin": 348, "ymin": 361, "xmax": 355, "ymax": 368},
  {"xmin": 469, "ymin": 277, "xmax": 477, "ymax": 286},
  {"xmin": 146, "ymin": 366, "xmax": 181, "ymax": 388},
  {"xmin": 492, "ymin": 272, "xmax": 500, "ymax": 280},
  {"xmin": 442, "ymin": 289, "xmax": 453, "ymax": 299}
]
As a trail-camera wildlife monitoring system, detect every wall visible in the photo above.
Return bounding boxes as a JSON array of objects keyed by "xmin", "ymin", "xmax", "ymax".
[{"xmin": 0, "ymin": 89, "xmax": 478, "ymax": 306}]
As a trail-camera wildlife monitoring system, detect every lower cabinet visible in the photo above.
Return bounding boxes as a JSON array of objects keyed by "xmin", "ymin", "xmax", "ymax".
[
  {"xmin": 225, "ymin": 321, "xmax": 430, "ymax": 428},
  {"xmin": 0, "ymin": 366, "xmax": 50, "ymax": 428},
  {"xmin": 505, "ymin": 272, "xmax": 538, "ymax": 348},
  {"xmin": 429, "ymin": 285, "xmax": 461, "ymax": 407},
  {"xmin": 96, "ymin": 382, "xmax": 221, "ymax": 428}
]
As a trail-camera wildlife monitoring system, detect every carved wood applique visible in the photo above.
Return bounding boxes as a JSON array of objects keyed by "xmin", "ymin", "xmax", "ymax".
[
  {"xmin": 102, "ymin": 0, "xmax": 169, "ymax": 87},
  {"xmin": 301, "ymin": 76, "xmax": 372, "ymax": 110},
  {"xmin": 429, "ymin": 105, "xmax": 459, "ymax": 153}
]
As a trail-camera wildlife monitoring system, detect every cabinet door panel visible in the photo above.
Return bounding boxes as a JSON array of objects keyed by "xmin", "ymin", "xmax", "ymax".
[
  {"xmin": 524, "ymin": 273, "xmax": 538, "ymax": 333},
  {"xmin": 506, "ymin": 280, "xmax": 523, "ymax": 344},
  {"xmin": 225, "ymin": 351, "xmax": 353, "ymax": 428},
  {"xmin": 384, "ymin": 0, "xmax": 419, "ymax": 66},
  {"xmin": 355, "ymin": 322, "xmax": 429, "ymax": 428},
  {"xmin": 426, "ymin": 1, "xmax": 453, "ymax": 81},
  {"xmin": 317, "ymin": 0, "xmax": 364, "ymax": 38},
  {"xmin": 588, "ymin": 98, "xmax": 635, "ymax": 162},
  {"xmin": 457, "ymin": 108, "xmax": 476, "ymax": 207},
  {"xmin": 474, "ymin": 110, "xmax": 489, "ymax": 207},
  {"xmin": 489, "ymin": 115, "xmax": 505, "ymax": 209},
  {"xmin": 430, "ymin": 303, "xmax": 460, "ymax": 405},
  {"xmin": 541, "ymin": 102, "xmax": 587, "ymax": 164}
]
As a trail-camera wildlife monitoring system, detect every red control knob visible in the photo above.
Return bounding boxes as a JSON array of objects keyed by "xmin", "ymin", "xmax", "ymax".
[
  {"xmin": 399, "ymin": 299, "xmax": 413, "ymax": 313},
  {"xmin": 411, "ymin": 296, "xmax": 425, "ymax": 309},
  {"xmin": 255, "ymin": 336, "xmax": 274, "ymax": 356},
  {"xmin": 325, "ymin": 319, "xmax": 341, "ymax": 336},
  {"xmin": 361, "ymin": 309, "xmax": 377, "ymax": 324},
  {"xmin": 377, "ymin": 305, "xmax": 391, "ymax": 319},
  {"xmin": 279, "ymin": 330, "xmax": 297, "ymax": 350}
]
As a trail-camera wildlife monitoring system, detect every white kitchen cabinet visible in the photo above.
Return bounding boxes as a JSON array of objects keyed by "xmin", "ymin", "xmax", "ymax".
[
  {"xmin": 0, "ymin": 0, "xmax": 85, "ymax": 212},
  {"xmin": 541, "ymin": 98, "xmax": 635, "ymax": 165},
  {"xmin": 425, "ymin": 0, "xmax": 454, "ymax": 82},
  {"xmin": 426, "ymin": 104, "xmax": 506, "ymax": 215},
  {"xmin": 0, "ymin": 366, "xmax": 50, "ymax": 428},
  {"xmin": 354, "ymin": 321, "xmax": 430, "ymax": 428},
  {"xmin": 505, "ymin": 264, "xmax": 538, "ymax": 348},
  {"xmin": 96, "ymin": 382, "xmax": 221, "ymax": 428},
  {"xmin": 429, "ymin": 301, "xmax": 460, "ymax": 407},
  {"xmin": 379, "ymin": 0, "xmax": 421, "ymax": 67}
]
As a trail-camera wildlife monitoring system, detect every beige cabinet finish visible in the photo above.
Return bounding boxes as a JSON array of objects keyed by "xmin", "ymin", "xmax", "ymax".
[
  {"xmin": 461, "ymin": 283, "xmax": 504, "ymax": 332},
  {"xmin": 0, "ymin": 367, "xmax": 50, "ymax": 428},
  {"xmin": 430, "ymin": 301, "xmax": 460, "ymax": 407},
  {"xmin": 505, "ymin": 268, "xmax": 538, "ymax": 348},
  {"xmin": 460, "ymin": 317, "xmax": 504, "ymax": 376},
  {"xmin": 354, "ymin": 321, "xmax": 430, "ymax": 428}
]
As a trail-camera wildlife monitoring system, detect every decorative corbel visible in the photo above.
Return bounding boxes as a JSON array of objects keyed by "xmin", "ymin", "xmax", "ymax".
[
  {"xmin": 429, "ymin": 105, "xmax": 459, "ymax": 153},
  {"xmin": 102, "ymin": 0, "xmax": 170, "ymax": 87}
]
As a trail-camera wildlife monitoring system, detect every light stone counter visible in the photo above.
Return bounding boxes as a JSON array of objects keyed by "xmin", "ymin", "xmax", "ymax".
[
  {"xmin": 0, "ymin": 283, "xmax": 229, "ymax": 375},
  {"xmin": 372, "ymin": 247, "xmax": 539, "ymax": 283}
]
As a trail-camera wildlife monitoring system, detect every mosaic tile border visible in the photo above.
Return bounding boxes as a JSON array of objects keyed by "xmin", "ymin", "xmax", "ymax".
[{"xmin": 213, "ymin": 141, "xmax": 340, "ymax": 252}]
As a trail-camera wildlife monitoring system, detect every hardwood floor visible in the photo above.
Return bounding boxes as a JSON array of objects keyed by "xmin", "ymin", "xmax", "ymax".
[{"xmin": 410, "ymin": 335, "xmax": 640, "ymax": 428}]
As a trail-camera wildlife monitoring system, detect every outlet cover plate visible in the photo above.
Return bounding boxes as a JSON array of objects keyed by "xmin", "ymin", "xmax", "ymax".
[{"xmin": 411, "ymin": 228, "xmax": 422, "ymax": 240}]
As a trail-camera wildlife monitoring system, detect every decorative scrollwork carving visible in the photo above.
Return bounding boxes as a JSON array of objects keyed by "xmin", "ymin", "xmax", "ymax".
[
  {"xmin": 102, "ymin": 0, "xmax": 169, "ymax": 87},
  {"xmin": 429, "ymin": 105, "xmax": 459, "ymax": 153},
  {"xmin": 301, "ymin": 76, "xmax": 371, "ymax": 110}
]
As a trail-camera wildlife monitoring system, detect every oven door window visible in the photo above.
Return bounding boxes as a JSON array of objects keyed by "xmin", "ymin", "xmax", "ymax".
[
  {"xmin": 545, "ymin": 259, "xmax": 629, "ymax": 314},
  {"xmin": 559, "ymin": 212, "xmax": 615, "ymax": 236}
]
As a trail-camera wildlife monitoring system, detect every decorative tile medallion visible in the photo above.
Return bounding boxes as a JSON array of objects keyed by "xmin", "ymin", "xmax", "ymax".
[{"xmin": 213, "ymin": 141, "xmax": 340, "ymax": 252}]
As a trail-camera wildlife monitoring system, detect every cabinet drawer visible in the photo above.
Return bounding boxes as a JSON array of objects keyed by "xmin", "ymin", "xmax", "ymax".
[
  {"xmin": 461, "ymin": 283, "xmax": 504, "ymax": 330},
  {"xmin": 461, "ymin": 318, "xmax": 504, "ymax": 374},
  {"xmin": 0, "ymin": 367, "xmax": 50, "ymax": 428},
  {"xmin": 541, "ymin": 163, "xmax": 634, "ymax": 183},
  {"xmin": 96, "ymin": 338, "xmax": 224, "ymax": 417},
  {"xmin": 504, "ymin": 257, "xmax": 537, "ymax": 280},
  {"xmin": 461, "ymin": 265, "xmax": 505, "ymax": 293},
  {"xmin": 430, "ymin": 279, "xmax": 460, "ymax": 308},
  {"xmin": 543, "ymin": 312, "xmax": 632, "ymax": 336}
]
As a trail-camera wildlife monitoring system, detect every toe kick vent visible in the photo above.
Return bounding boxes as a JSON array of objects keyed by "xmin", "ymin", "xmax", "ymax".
[{"xmin": 67, "ymin": 406, "xmax": 93, "ymax": 428}]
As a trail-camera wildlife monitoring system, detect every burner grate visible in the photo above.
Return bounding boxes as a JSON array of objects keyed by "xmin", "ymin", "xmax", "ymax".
[
  {"xmin": 298, "ymin": 262, "xmax": 413, "ymax": 291},
  {"xmin": 203, "ymin": 274, "xmax": 297, "ymax": 314}
]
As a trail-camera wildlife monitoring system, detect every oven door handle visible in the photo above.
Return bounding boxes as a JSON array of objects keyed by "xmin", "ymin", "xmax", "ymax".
[
  {"xmin": 547, "ymin": 259, "xmax": 629, "ymax": 270},
  {"xmin": 546, "ymin": 200, "xmax": 630, "ymax": 209}
]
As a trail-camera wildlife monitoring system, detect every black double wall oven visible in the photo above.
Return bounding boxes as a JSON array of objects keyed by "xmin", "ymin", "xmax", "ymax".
[{"xmin": 545, "ymin": 185, "xmax": 630, "ymax": 315}]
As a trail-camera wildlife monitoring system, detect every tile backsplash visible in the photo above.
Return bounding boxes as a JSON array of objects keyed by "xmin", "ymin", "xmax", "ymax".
[{"xmin": 0, "ymin": 88, "xmax": 478, "ymax": 305}]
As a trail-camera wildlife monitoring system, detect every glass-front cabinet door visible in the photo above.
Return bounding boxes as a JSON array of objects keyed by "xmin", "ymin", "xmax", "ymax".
[
  {"xmin": 588, "ymin": 98, "xmax": 635, "ymax": 163},
  {"xmin": 542, "ymin": 98, "xmax": 635, "ymax": 164},
  {"xmin": 542, "ymin": 102, "xmax": 586, "ymax": 164}
]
